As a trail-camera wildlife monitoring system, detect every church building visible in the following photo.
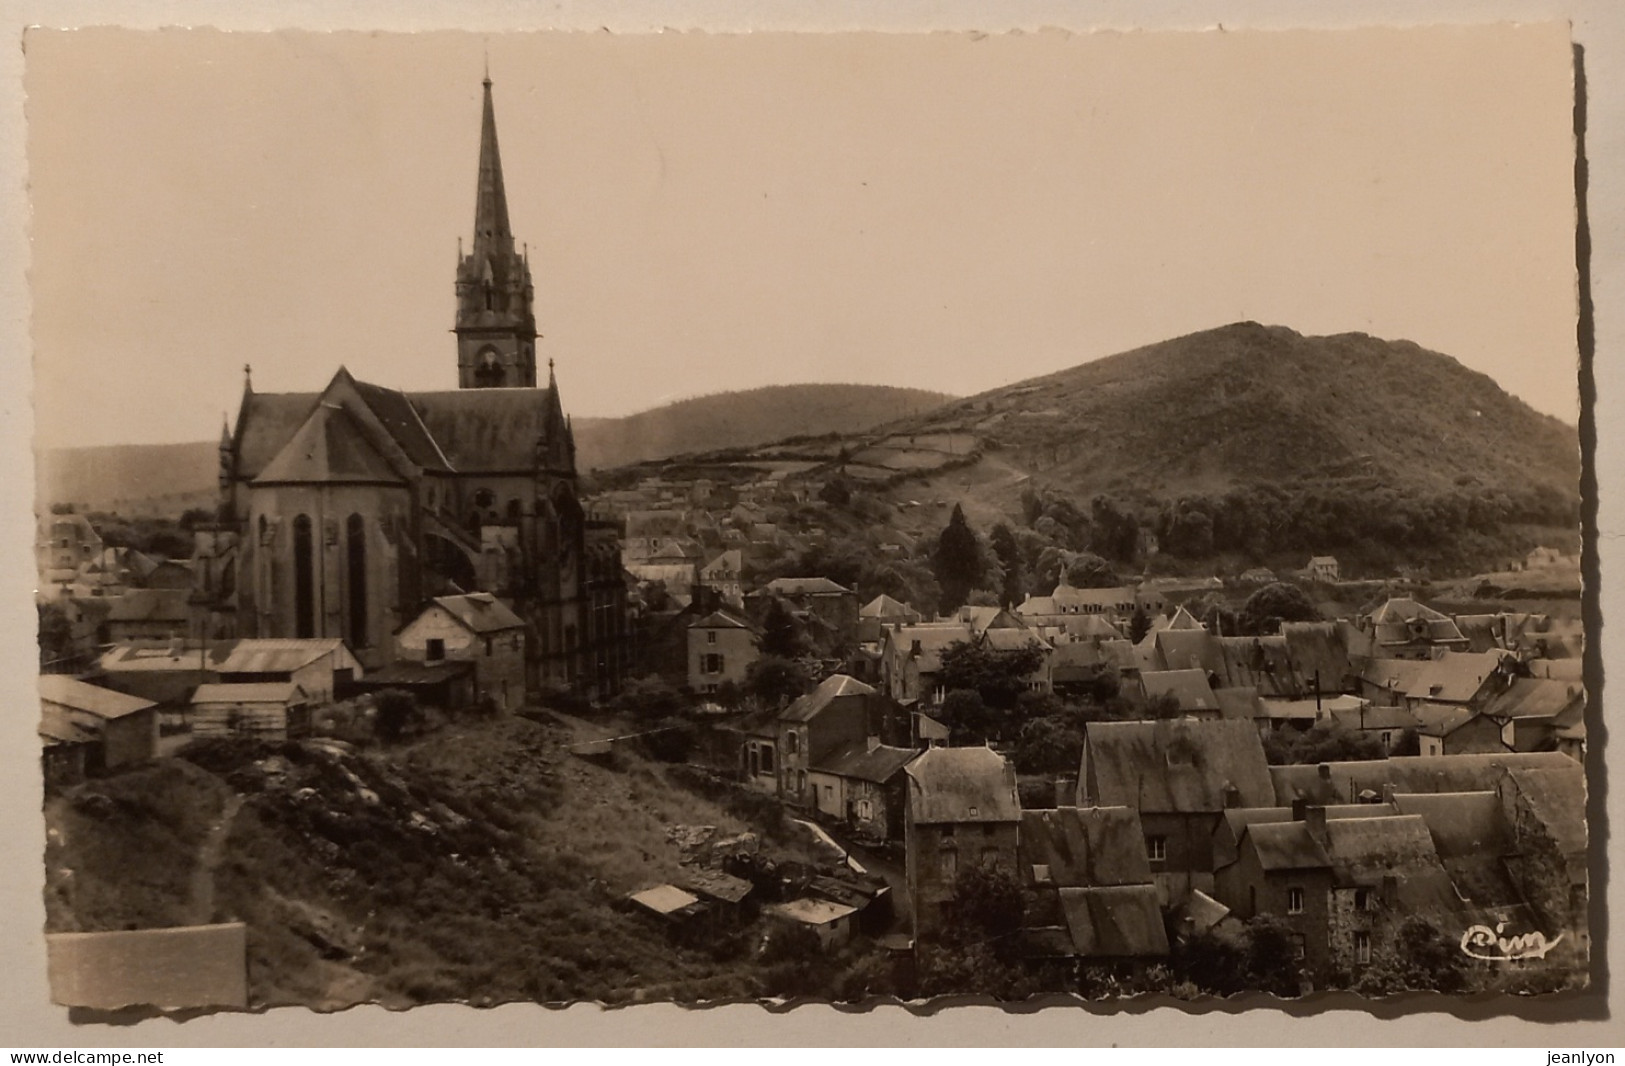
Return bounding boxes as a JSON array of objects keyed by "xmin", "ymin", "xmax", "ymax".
[{"xmin": 199, "ymin": 76, "xmax": 629, "ymax": 699}]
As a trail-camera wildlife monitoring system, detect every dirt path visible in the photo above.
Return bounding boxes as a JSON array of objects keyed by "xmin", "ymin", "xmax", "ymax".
[{"xmin": 186, "ymin": 792, "xmax": 243, "ymax": 926}]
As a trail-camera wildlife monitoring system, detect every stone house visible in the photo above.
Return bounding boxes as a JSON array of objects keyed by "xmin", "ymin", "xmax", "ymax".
[
  {"xmin": 686, "ymin": 609, "xmax": 759, "ymax": 695},
  {"xmin": 1361, "ymin": 598, "xmax": 1471, "ymax": 660},
  {"xmin": 904, "ymin": 746, "xmax": 1022, "ymax": 940},
  {"xmin": 1018, "ymin": 806, "xmax": 1169, "ymax": 964},
  {"xmin": 751, "ymin": 577, "xmax": 860, "ymax": 646},
  {"xmin": 698, "ymin": 550, "xmax": 745, "ymax": 608},
  {"xmin": 776, "ymin": 674, "xmax": 876, "ymax": 807},
  {"xmin": 396, "ymin": 593, "xmax": 526, "ymax": 711},
  {"xmin": 1078, "ymin": 718, "xmax": 1276, "ymax": 904},
  {"xmin": 880, "ymin": 622, "xmax": 975, "ymax": 706},
  {"xmin": 1214, "ymin": 807, "xmax": 1337, "ymax": 981},
  {"xmin": 806, "ymin": 739, "xmax": 918, "ymax": 842}
]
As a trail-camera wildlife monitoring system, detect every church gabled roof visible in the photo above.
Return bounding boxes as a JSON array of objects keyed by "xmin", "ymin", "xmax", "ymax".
[
  {"xmin": 408, "ymin": 387, "xmax": 563, "ymax": 473},
  {"xmin": 252, "ymin": 400, "xmax": 407, "ymax": 485}
]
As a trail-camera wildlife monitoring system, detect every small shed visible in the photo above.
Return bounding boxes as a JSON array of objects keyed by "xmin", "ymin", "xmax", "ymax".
[
  {"xmin": 38, "ymin": 674, "xmax": 158, "ymax": 771},
  {"xmin": 190, "ymin": 682, "xmax": 312, "ymax": 741},
  {"xmin": 766, "ymin": 897, "xmax": 859, "ymax": 952},
  {"xmin": 627, "ymin": 884, "xmax": 713, "ymax": 943}
]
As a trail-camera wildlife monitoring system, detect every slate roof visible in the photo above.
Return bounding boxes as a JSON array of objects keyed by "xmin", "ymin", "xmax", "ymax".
[
  {"xmin": 1328, "ymin": 703, "xmax": 1421, "ymax": 733},
  {"xmin": 887, "ymin": 623, "xmax": 975, "ymax": 673},
  {"xmin": 1019, "ymin": 807, "xmax": 1153, "ymax": 887},
  {"xmin": 407, "ymin": 388, "xmax": 557, "ymax": 472},
  {"xmin": 1166, "ymin": 606, "xmax": 1204, "ymax": 630},
  {"xmin": 981, "ymin": 627, "xmax": 1050, "ymax": 653},
  {"xmin": 38, "ymin": 675, "xmax": 157, "ymax": 720},
  {"xmin": 1401, "ymin": 651, "xmax": 1506, "ymax": 704},
  {"xmin": 700, "ymin": 549, "xmax": 743, "ymax": 577},
  {"xmin": 1057, "ymin": 885, "xmax": 1170, "ymax": 957},
  {"xmin": 1213, "ymin": 686, "xmax": 1264, "ymax": 721},
  {"xmin": 1268, "ymin": 751, "xmax": 1576, "ymax": 806},
  {"xmin": 780, "ymin": 673, "xmax": 875, "ymax": 723},
  {"xmin": 1215, "ymin": 635, "xmax": 1300, "ymax": 698},
  {"xmin": 765, "ymin": 576, "xmax": 853, "ymax": 597},
  {"xmin": 1360, "ymin": 657, "xmax": 1431, "ymax": 695},
  {"xmin": 1504, "ymin": 765, "xmax": 1587, "ymax": 870},
  {"xmin": 1279, "ymin": 622, "xmax": 1361, "ymax": 692},
  {"xmin": 1367, "ymin": 597, "xmax": 1468, "ymax": 647},
  {"xmin": 1149, "ymin": 629, "xmax": 1226, "ymax": 676},
  {"xmin": 1244, "ymin": 820, "xmax": 1331, "ymax": 870},
  {"xmin": 1141, "ymin": 669, "xmax": 1219, "ymax": 713},
  {"xmin": 812, "ymin": 740, "xmax": 918, "ymax": 783},
  {"xmin": 1322, "ymin": 815, "xmax": 1463, "ymax": 917},
  {"xmin": 1480, "ymin": 678, "xmax": 1584, "ymax": 722},
  {"xmin": 689, "ymin": 609, "xmax": 757, "ymax": 632},
  {"xmin": 1213, "ymin": 804, "xmax": 1394, "ymax": 870},
  {"xmin": 252, "ymin": 401, "xmax": 406, "ymax": 485},
  {"xmin": 906, "ymin": 745, "xmax": 1021, "ymax": 824},
  {"xmin": 860, "ymin": 593, "xmax": 920, "ymax": 620},
  {"xmin": 430, "ymin": 592, "xmax": 526, "ymax": 634},
  {"xmin": 1083, "ymin": 719, "xmax": 1274, "ymax": 813},
  {"xmin": 1390, "ymin": 791, "xmax": 1522, "ymax": 905}
]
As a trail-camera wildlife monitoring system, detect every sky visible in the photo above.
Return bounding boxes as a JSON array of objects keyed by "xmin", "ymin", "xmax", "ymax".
[{"xmin": 24, "ymin": 24, "xmax": 1580, "ymax": 448}]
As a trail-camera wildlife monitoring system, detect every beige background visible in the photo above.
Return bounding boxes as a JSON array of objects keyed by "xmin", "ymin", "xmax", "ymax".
[{"xmin": 1, "ymin": 0, "xmax": 1622, "ymax": 1048}]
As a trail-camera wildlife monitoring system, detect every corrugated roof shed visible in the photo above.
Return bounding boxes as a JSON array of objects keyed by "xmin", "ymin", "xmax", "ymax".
[
  {"xmin": 1057, "ymin": 885, "xmax": 1170, "ymax": 957},
  {"xmin": 1084, "ymin": 719, "xmax": 1274, "ymax": 813},
  {"xmin": 191, "ymin": 682, "xmax": 306, "ymax": 705},
  {"xmin": 906, "ymin": 745, "xmax": 1021, "ymax": 824},
  {"xmin": 38, "ymin": 675, "xmax": 156, "ymax": 720},
  {"xmin": 216, "ymin": 638, "xmax": 353, "ymax": 676}
]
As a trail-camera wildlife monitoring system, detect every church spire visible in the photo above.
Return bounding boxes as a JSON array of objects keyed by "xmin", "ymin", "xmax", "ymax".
[
  {"xmin": 455, "ymin": 73, "xmax": 537, "ymax": 389},
  {"xmin": 471, "ymin": 73, "xmax": 514, "ymax": 261}
]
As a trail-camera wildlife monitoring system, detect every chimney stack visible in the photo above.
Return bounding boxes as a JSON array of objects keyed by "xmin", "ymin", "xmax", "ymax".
[{"xmin": 1304, "ymin": 804, "xmax": 1328, "ymax": 846}]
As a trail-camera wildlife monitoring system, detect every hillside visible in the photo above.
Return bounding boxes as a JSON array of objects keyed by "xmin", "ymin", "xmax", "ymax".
[
  {"xmin": 916, "ymin": 322, "xmax": 1579, "ymax": 501},
  {"xmin": 642, "ymin": 323, "xmax": 1581, "ymax": 580},
  {"xmin": 571, "ymin": 384, "xmax": 951, "ymax": 471},
  {"xmin": 34, "ymin": 384, "xmax": 952, "ymax": 514},
  {"xmin": 45, "ymin": 714, "xmax": 841, "ymax": 1009},
  {"xmin": 36, "ymin": 441, "xmax": 219, "ymax": 516}
]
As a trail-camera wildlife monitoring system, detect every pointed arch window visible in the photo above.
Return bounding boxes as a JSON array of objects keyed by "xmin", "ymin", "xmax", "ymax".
[
  {"xmin": 293, "ymin": 514, "xmax": 315, "ymax": 639},
  {"xmin": 347, "ymin": 514, "xmax": 367, "ymax": 648}
]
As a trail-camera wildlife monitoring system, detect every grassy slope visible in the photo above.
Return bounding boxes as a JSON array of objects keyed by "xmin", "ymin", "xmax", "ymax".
[
  {"xmin": 572, "ymin": 384, "xmax": 953, "ymax": 471},
  {"xmin": 45, "ymin": 714, "xmax": 830, "ymax": 1010}
]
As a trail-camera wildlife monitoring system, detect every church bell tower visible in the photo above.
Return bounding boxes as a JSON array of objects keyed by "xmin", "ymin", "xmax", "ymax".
[{"xmin": 455, "ymin": 75, "xmax": 538, "ymax": 389}]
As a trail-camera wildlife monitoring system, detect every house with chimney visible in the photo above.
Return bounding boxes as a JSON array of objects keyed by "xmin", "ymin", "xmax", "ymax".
[
  {"xmin": 776, "ymin": 674, "xmax": 877, "ymax": 808},
  {"xmin": 1077, "ymin": 718, "xmax": 1276, "ymax": 904},
  {"xmin": 686, "ymin": 608, "xmax": 759, "ymax": 695},
  {"xmin": 806, "ymin": 739, "xmax": 919, "ymax": 842},
  {"xmin": 905, "ymin": 746, "xmax": 1022, "ymax": 940},
  {"xmin": 880, "ymin": 621, "xmax": 975, "ymax": 707},
  {"xmin": 1017, "ymin": 806, "xmax": 1169, "ymax": 965},
  {"xmin": 1361, "ymin": 597, "xmax": 1471, "ymax": 660}
]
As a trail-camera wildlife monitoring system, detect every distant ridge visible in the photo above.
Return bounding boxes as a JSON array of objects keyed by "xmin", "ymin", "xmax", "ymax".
[
  {"xmin": 887, "ymin": 321, "xmax": 1579, "ymax": 500},
  {"xmin": 571, "ymin": 384, "xmax": 952, "ymax": 471},
  {"xmin": 34, "ymin": 383, "xmax": 954, "ymax": 514}
]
